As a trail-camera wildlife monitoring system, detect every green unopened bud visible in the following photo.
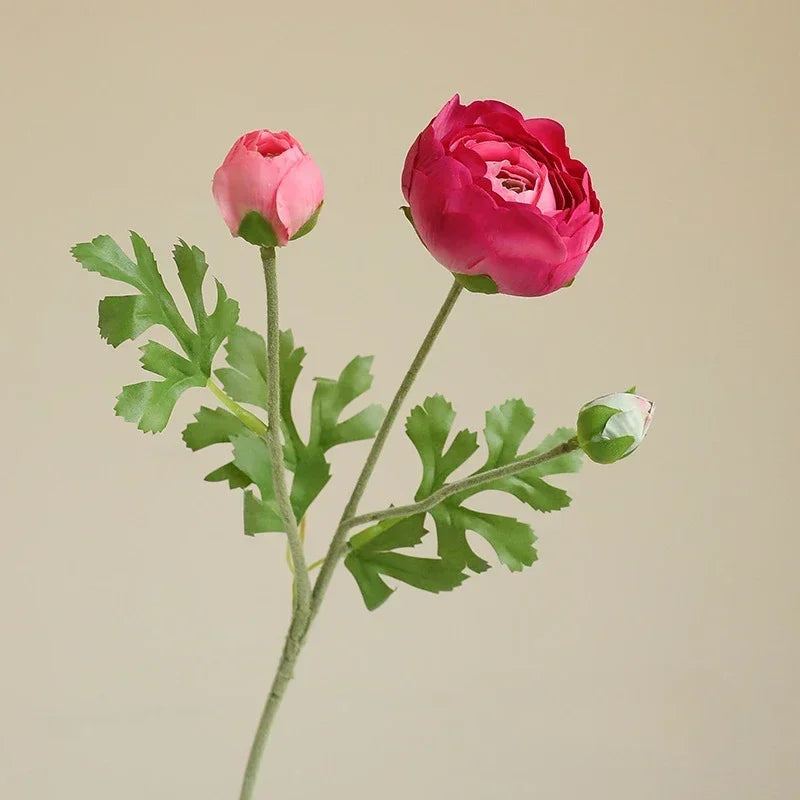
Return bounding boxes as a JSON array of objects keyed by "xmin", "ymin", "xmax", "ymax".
[{"xmin": 577, "ymin": 391, "xmax": 654, "ymax": 464}]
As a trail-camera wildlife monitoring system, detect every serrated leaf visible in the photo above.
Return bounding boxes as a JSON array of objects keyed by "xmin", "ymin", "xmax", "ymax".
[
  {"xmin": 483, "ymin": 399, "xmax": 534, "ymax": 468},
  {"xmin": 74, "ymin": 233, "xmax": 241, "ymax": 437},
  {"xmin": 114, "ymin": 342, "xmax": 205, "ymax": 433},
  {"xmin": 182, "ymin": 406, "xmax": 250, "ymax": 451},
  {"xmin": 405, "ymin": 395, "xmax": 478, "ymax": 498},
  {"xmin": 210, "ymin": 325, "xmax": 384, "ymax": 533},
  {"xmin": 309, "ymin": 356, "xmax": 385, "ymax": 451},
  {"xmin": 345, "ymin": 514, "xmax": 467, "ymax": 610},
  {"xmin": 215, "ymin": 325, "xmax": 269, "ymax": 409},
  {"xmin": 230, "ymin": 434, "xmax": 275, "ymax": 501},
  {"xmin": 430, "ymin": 505, "xmax": 490, "ymax": 573},
  {"xmin": 450, "ymin": 508, "xmax": 537, "ymax": 572},
  {"xmin": 401, "ymin": 395, "xmax": 582, "ymax": 575},
  {"xmin": 73, "ymin": 232, "xmax": 196, "ymax": 355},
  {"xmin": 204, "ymin": 462, "xmax": 251, "ymax": 489},
  {"xmin": 98, "ymin": 295, "xmax": 160, "ymax": 347},
  {"xmin": 243, "ymin": 489, "xmax": 284, "ymax": 534},
  {"xmin": 173, "ymin": 240, "xmax": 239, "ymax": 374},
  {"xmin": 289, "ymin": 448, "xmax": 331, "ymax": 522}
]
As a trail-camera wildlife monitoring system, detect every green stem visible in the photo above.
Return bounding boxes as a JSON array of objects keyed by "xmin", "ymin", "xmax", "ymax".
[
  {"xmin": 206, "ymin": 379, "xmax": 267, "ymax": 436},
  {"xmin": 237, "ymin": 277, "xmax": 462, "ymax": 800},
  {"xmin": 346, "ymin": 438, "xmax": 580, "ymax": 530},
  {"xmin": 238, "ymin": 247, "xmax": 311, "ymax": 800},
  {"xmin": 308, "ymin": 279, "xmax": 463, "ymax": 624}
]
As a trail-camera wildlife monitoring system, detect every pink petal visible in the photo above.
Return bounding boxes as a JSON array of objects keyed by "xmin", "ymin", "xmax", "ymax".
[{"xmin": 275, "ymin": 155, "xmax": 325, "ymax": 241}]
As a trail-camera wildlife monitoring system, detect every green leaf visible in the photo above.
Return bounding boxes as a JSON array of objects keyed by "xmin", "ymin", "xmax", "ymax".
[
  {"xmin": 430, "ymin": 505, "xmax": 490, "ymax": 574},
  {"xmin": 72, "ymin": 232, "xmax": 196, "ymax": 355},
  {"xmin": 98, "ymin": 295, "xmax": 160, "ymax": 347},
  {"xmin": 405, "ymin": 395, "xmax": 478, "ymax": 498},
  {"xmin": 450, "ymin": 508, "xmax": 537, "ymax": 572},
  {"xmin": 289, "ymin": 448, "xmax": 331, "ymax": 522},
  {"xmin": 211, "ymin": 325, "xmax": 384, "ymax": 533},
  {"xmin": 172, "ymin": 240, "xmax": 239, "ymax": 375},
  {"xmin": 483, "ymin": 399, "xmax": 534, "ymax": 468},
  {"xmin": 345, "ymin": 515, "xmax": 468, "ymax": 610},
  {"xmin": 309, "ymin": 356, "xmax": 385, "ymax": 451},
  {"xmin": 204, "ymin": 462, "xmax": 251, "ymax": 489},
  {"xmin": 182, "ymin": 406, "xmax": 251, "ymax": 451},
  {"xmin": 230, "ymin": 434, "xmax": 275, "ymax": 501},
  {"xmin": 403, "ymin": 396, "xmax": 582, "ymax": 575},
  {"xmin": 114, "ymin": 342, "xmax": 205, "ymax": 433},
  {"xmin": 215, "ymin": 326, "xmax": 269, "ymax": 410},
  {"xmin": 74, "ymin": 233, "xmax": 238, "ymax": 372},
  {"xmin": 243, "ymin": 489, "xmax": 284, "ymax": 534},
  {"xmin": 74, "ymin": 233, "xmax": 240, "ymax": 436}
]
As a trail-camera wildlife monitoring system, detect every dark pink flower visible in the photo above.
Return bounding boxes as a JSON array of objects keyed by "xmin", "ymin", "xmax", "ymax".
[{"xmin": 402, "ymin": 96, "xmax": 603, "ymax": 296}]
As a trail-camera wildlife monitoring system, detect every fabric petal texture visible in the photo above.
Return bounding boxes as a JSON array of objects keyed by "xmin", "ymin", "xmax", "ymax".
[
  {"xmin": 403, "ymin": 96, "xmax": 603, "ymax": 297},
  {"xmin": 213, "ymin": 129, "xmax": 324, "ymax": 247}
]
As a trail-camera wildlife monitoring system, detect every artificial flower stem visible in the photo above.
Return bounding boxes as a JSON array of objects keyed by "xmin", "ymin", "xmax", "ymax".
[
  {"xmin": 347, "ymin": 437, "xmax": 580, "ymax": 530},
  {"xmin": 238, "ymin": 248, "xmax": 312, "ymax": 800},
  {"xmin": 206, "ymin": 379, "xmax": 267, "ymax": 436},
  {"xmin": 308, "ymin": 279, "xmax": 463, "ymax": 623},
  {"xmin": 238, "ymin": 278, "xmax": 462, "ymax": 800}
]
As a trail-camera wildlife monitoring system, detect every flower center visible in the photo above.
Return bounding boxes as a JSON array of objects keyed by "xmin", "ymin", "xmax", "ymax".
[{"xmin": 497, "ymin": 170, "xmax": 530, "ymax": 194}]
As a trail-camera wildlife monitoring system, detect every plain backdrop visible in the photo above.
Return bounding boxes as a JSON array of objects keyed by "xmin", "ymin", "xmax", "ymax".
[{"xmin": 1, "ymin": 0, "xmax": 798, "ymax": 798}]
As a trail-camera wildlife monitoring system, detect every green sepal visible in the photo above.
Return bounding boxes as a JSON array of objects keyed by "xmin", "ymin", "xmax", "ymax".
[
  {"xmin": 289, "ymin": 202, "xmax": 323, "ymax": 241},
  {"xmin": 582, "ymin": 436, "xmax": 635, "ymax": 464},
  {"xmin": 453, "ymin": 273, "xmax": 499, "ymax": 294},
  {"xmin": 576, "ymin": 404, "xmax": 620, "ymax": 446},
  {"xmin": 400, "ymin": 205, "xmax": 425, "ymax": 244},
  {"xmin": 237, "ymin": 211, "xmax": 280, "ymax": 248}
]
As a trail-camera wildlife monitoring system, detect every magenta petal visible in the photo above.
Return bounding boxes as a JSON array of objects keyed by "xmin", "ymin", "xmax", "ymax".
[
  {"xmin": 479, "ymin": 207, "xmax": 568, "ymax": 296},
  {"xmin": 522, "ymin": 118, "xmax": 571, "ymax": 160},
  {"xmin": 409, "ymin": 161, "xmax": 496, "ymax": 275}
]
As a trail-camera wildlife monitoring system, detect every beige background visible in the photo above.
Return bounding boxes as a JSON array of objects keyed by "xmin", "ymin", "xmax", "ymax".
[{"xmin": 1, "ymin": 0, "xmax": 798, "ymax": 797}]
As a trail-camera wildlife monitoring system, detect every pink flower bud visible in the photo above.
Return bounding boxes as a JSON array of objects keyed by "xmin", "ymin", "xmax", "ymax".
[{"xmin": 212, "ymin": 130, "xmax": 324, "ymax": 247}]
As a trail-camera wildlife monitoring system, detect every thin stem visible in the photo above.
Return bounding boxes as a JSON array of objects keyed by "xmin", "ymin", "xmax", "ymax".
[
  {"xmin": 308, "ymin": 279, "xmax": 463, "ymax": 624},
  {"xmin": 238, "ymin": 247, "xmax": 311, "ymax": 800},
  {"xmin": 347, "ymin": 438, "xmax": 580, "ymax": 531},
  {"xmin": 206, "ymin": 379, "xmax": 267, "ymax": 436}
]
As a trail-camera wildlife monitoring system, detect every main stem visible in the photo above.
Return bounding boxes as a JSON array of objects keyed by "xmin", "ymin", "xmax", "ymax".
[
  {"xmin": 237, "ymin": 278, "xmax": 462, "ymax": 800},
  {"xmin": 308, "ymin": 279, "xmax": 463, "ymax": 624},
  {"xmin": 238, "ymin": 247, "xmax": 311, "ymax": 800}
]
